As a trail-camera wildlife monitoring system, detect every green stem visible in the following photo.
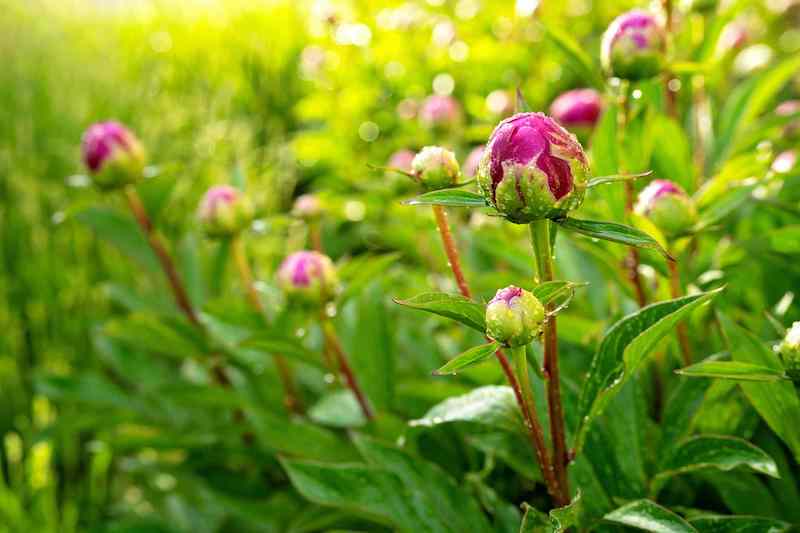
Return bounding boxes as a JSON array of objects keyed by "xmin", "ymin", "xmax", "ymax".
[{"xmin": 529, "ymin": 220, "xmax": 570, "ymax": 504}]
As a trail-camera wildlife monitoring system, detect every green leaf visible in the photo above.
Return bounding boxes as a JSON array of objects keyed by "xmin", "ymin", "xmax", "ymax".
[
  {"xmin": 136, "ymin": 174, "xmax": 178, "ymax": 222},
  {"xmin": 538, "ymin": 22, "xmax": 603, "ymax": 88},
  {"xmin": 652, "ymin": 435, "xmax": 779, "ymax": 496},
  {"xmin": 586, "ymin": 171, "xmax": 651, "ymax": 189},
  {"xmin": 718, "ymin": 314, "xmax": 800, "ymax": 462},
  {"xmin": 403, "ymin": 188, "xmax": 487, "ymax": 208},
  {"xmin": 74, "ymin": 206, "xmax": 159, "ymax": 272},
  {"xmin": 555, "ymin": 217, "xmax": 670, "ymax": 258},
  {"xmin": 693, "ymin": 186, "xmax": 753, "ymax": 232},
  {"xmin": 520, "ymin": 490, "xmax": 582, "ymax": 533},
  {"xmin": 575, "ymin": 290, "xmax": 721, "ymax": 452},
  {"xmin": 651, "ymin": 115, "xmax": 694, "ymax": 192},
  {"xmin": 394, "ymin": 292, "xmax": 485, "ymax": 332},
  {"xmin": 434, "ymin": 341, "xmax": 499, "ymax": 376},
  {"xmin": 604, "ymin": 500, "xmax": 697, "ymax": 533},
  {"xmin": 338, "ymin": 253, "xmax": 400, "ymax": 304},
  {"xmin": 308, "ymin": 390, "xmax": 367, "ymax": 428},
  {"xmin": 531, "ymin": 280, "xmax": 585, "ymax": 308},
  {"xmin": 409, "ymin": 385, "xmax": 522, "ymax": 433},
  {"xmin": 676, "ymin": 360, "xmax": 787, "ymax": 382},
  {"xmin": 767, "ymin": 225, "xmax": 800, "ymax": 254},
  {"xmin": 688, "ymin": 515, "xmax": 791, "ymax": 533},
  {"xmin": 242, "ymin": 334, "xmax": 325, "ymax": 369}
]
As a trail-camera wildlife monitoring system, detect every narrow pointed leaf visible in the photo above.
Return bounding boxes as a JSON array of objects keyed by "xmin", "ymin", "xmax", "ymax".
[
  {"xmin": 556, "ymin": 217, "xmax": 670, "ymax": 258},
  {"xmin": 434, "ymin": 341, "xmax": 499, "ymax": 375},
  {"xmin": 404, "ymin": 189, "xmax": 487, "ymax": 208},
  {"xmin": 676, "ymin": 360, "xmax": 787, "ymax": 382},
  {"xmin": 604, "ymin": 500, "xmax": 697, "ymax": 532},
  {"xmin": 531, "ymin": 280, "xmax": 585, "ymax": 307},
  {"xmin": 520, "ymin": 490, "xmax": 582, "ymax": 533},
  {"xmin": 587, "ymin": 171, "xmax": 652, "ymax": 189},
  {"xmin": 394, "ymin": 292, "xmax": 485, "ymax": 332}
]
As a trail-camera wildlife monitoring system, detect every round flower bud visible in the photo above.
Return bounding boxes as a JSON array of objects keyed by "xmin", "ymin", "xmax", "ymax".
[
  {"xmin": 197, "ymin": 185, "xmax": 255, "ymax": 238},
  {"xmin": 292, "ymin": 194, "xmax": 322, "ymax": 220},
  {"xmin": 81, "ymin": 121, "xmax": 146, "ymax": 190},
  {"xmin": 419, "ymin": 95, "xmax": 461, "ymax": 129},
  {"xmin": 550, "ymin": 89, "xmax": 603, "ymax": 130},
  {"xmin": 634, "ymin": 180, "xmax": 697, "ymax": 237},
  {"xmin": 277, "ymin": 251, "xmax": 338, "ymax": 305},
  {"xmin": 771, "ymin": 150, "xmax": 797, "ymax": 174},
  {"xmin": 485, "ymin": 286, "xmax": 545, "ymax": 348},
  {"xmin": 476, "ymin": 113, "xmax": 589, "ymax": 223},
  {"xmin": 778, "ymin": 321, "xmax": 800, "ymax": 381},
  {"xmin": 412, "ymin": 146, "xmax": 461, "ymax": 191},
  {"xmin": 601, "ymin": 10, "xmax": 666, "ymax": 81},
  {"xmin": 464, "ymin": 145, "xmax": 485, "ymax": 178}
]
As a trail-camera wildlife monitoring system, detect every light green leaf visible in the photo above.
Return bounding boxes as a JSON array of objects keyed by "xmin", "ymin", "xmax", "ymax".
[
  {"xmin": 688, "ymin": 515, "xmax": 791, "ymax": 533},
  {"xmin": 676, "ymin": 360, "xmax": 787, "ymax": 382},
  {"xmin": 604, "ymin": 500, "xmax": 697, "ymax": 533},
  {"xmin": 394, "ymin": 292, "xmax": 485, "ymax": 332},
  {"xmin": 434, "ymin": 342, "xmax": 499, "ymax": 376},
  {"xmin": 308, "ymin": 390, "xmax": 367, "ymax": 428},
  {"xmin": 409, "ymin": 385, "xmax": 522, "ymax": 433},
  {"xmin": 74, "ymin": 206, "xmax": 159, "ymax": 272},
  {"xmin": 538, "ymin": 23, "xmax": 603, "ymax": 88},
  {"xmin": 404, "ymin": 189, "xmax": 487, "ymax": 208},
  {"xmin": 520, "ymin": 490, "xmax": 582, "ymax": 533},
  {"xmin": 555, "ymin": 217, "xmax": 670, "ymax": 258},
  {"xmin": 767, "ymin": 225, "xmax": 800, "ymax": 254}
]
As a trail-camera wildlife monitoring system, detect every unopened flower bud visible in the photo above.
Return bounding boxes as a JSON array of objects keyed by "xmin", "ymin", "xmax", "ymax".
[
  {"xmin": 419, "ymin": 95, "xmax": 461, "ymax": 129},
  {"xmin": 550, "ymin": 89, "xmax": 603, "ymax": 131},
  {"xmin": 81, "ymin": 121, "xmax": 145, "ymax": 190},
  {"xmin": 277, "ymin": 251, "xmax": 338, "ymax": 305},
  {"xmin": 292, "ymin": 194, "xmax": 322, "ymax": 220},
  {"xmin": 464, "ymin": 145, "xmax": 485, "ymax": 178},
  {"xmin": 412, "ymin": 146, "xmax": 461, "ymax": 191},
  {"xmin": 772, "ymin": 150, "xmax": 797, "ymax": 174},
  {"xmin": 601, "ymin": 10, "xmax": 665, "ymax": 81},
  {"xmin": 387, "ymin": 149, "xmax": 416, "ymax": 173},
  {"xmin": 634, "ymin": 180, "xmax": 697, "ymax": 237},
  {"xmin": 778, "ymin": 322, "xmax": 800, "ymax": 381},
  {"xmin": 485, "ymin": 286, "xmax": 545, "ymax": 347},
  {"xmin": 197, "ymin": 185, "xmax": 255, "ymax": 238},
  {"xmin": 476, "ymin": 113, "xmax": 589, "ymax": 223}
]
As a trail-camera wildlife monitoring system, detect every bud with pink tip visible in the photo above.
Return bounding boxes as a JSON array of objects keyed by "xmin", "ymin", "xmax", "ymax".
[
  {"xmin": 292, "ymin": 194, "xmax": 323, "ymax": 220},
  {"xmin": 464, "ymin": 145, "xmax": 485, "ymax": 178},
  {"xmin": 771, "ymin": 150, "xmax": 797, "ymax": 174},
  {"xmin": 777, "ymin": 100, "xmax": 800, "ymax": 117},
  {"xmin": 387, "ymin": 149, "xmax": 416, "ymax": 173},
  {"xmin": 419, "ymin": 95, "xmax": 461, "ymax": 129},
  {"xmin": 549, "ymin": 89, "xmax": 603, "ymax": 130},
  {"xmin": 634, "ymin": 180, "xmax": 697, "ymax": 237},
  {"xmin": 476, "ymin": 113, "xmax": 589, "ymax": 223},
  {"xmin": 485, "ymin": 286, "xmax": 545, "ymax": 347},
  {"xmin": 197, "ymin": 185, "xmax": 255, "ymax": 238},
  {"xmin": 412, "ymin": 146, "xmax": 461, "ymax": 191},
  {"xmin": 81, "ymin": 121, "xmax": 146, "ymax": 190},
  {"xmin": 277, "ymin": 251, "xmax": 338, "ymax": 304},
  {"xmin": 601, "ymin": 10, "xmax": 665, "ymax": 80}
]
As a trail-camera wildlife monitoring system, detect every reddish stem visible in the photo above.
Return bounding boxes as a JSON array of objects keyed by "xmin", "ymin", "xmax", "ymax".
[
  {"xmin": 432, "ymin": 206, "xmax": 472, "ymax": 298},
  {"xmin": 321, "ymin": 319, "xmax": 374, "ymax": 421}
]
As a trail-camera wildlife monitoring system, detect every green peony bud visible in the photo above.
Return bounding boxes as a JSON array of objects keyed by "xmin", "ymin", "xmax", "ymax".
[
  {"xmin": 485, "ymin": 286, "xmax": 545, "ymax": 347},
  {"xmin": 277, "ymin": 251, "xmax": 339, "ymax": 306},
  {"xmin": 412, "ymin": 146, "xmax": 461, "ymax": 191},
  {"xmin": 634, "ymin": 180, "xmax": 698, "ymax": 238},
  {"xmin": 601, "ymin": 10, "xmax": 666, "ymax": 81},
  {"xmin": 779, "ymin": 321, "xmax": 800, "ymax": 381},
  {"xmin": 197, "ymin": 185, "xmax": 255, "ymax": 238}
]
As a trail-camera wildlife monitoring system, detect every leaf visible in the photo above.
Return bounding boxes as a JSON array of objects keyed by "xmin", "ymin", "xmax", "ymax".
[
  {"xmin": 520, "ymin": 490, "xmax": 582, "ymax": 533},
  {"xmin": 403, "ymin": 189, "xmax": 487, "ymax": 208},
  {"xmin": 586, "ymin": 171, "xmax": 652, "ymax": 189},
  {"xmin": 687, "ymin": 515, "xmax": 791, "ymax": 533},
  {"xmin": 242, "ymin": 334, "xmax": 325, "ymax": 369},
  {"xmin": 652, "ymin": 435, "xmax": 779, "ymax": 496},
  {"xmin": 409, "ymin": 385, "xmax": 523, "ymax": 433},
  {"xmin": 575, "ymin": 290, "xmax": 721, "ymax": 452},
  {"xmin": 718, "ymin": 314, "xmax": 800, "ymax": 462},
  {"xmin": 693, "ymin": 186, "xmax": 753, "ymax": 232},
  {"xmin": 651, "ymin": 115, "xmax": 694, "ymax": 192},
  {"xmin": 338, "ymin": 253, "xmax": 400, "ymax": 304},
  {"xmin": 308, "ymin": 390, "xmax": 367, "ymax": 428},
  {"xmin": 74, "ymin": 206, "xmax": 159, "ymax": 272},
  {"xmin": 555, "ymin": 217, "xmax": 670, "ymax": 258},
  {"xmin": 767, "ymin": 225, "xmax": 800, "ymax": 254},
  {"xmin": 676, "ymin": 360, "xmax": 787, "ymax": 382},
  {"xmin": 516, "ymin": 87, "xmax": 533, "ymax": 113},
  {"xmin": 531, "ymin": 280, "xmax": 585, "ymax": 308},
  {"xmin": 434, "ymin": 342, "xmax": 499, "ymax": 376},
  {"xmin": 604, "ymin": 500, "xmax": 697, "ymax": 533},
  {"xmin": 538, "ymin": 22, "xmax": 603, "ymax": 88},
  {"xmin": 394, "ymin": 292, "xmax": 485, "ymax": 332}
]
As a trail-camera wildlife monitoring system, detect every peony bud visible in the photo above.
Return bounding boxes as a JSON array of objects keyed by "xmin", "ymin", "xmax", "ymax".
[
  {"xmin": 485, "ymin": 286, "xmax": 545, "ymax": 347},
  {"xmin": 464, "ymin": 145, "xmax": 485, "ymax": 178},
  {"xmin": 412, "ymin": 146, "xmax": 461, "ymax": 191},
  {"xmin": 601, "ymin": 10, "xmax": 666, "ymax": 81},
  {"xmin": 771, "ymin": 150, "xmax": 797, "ymax": 174},
  {"xmin": 387, "ymin": 149, "xmax": 416, "ymax": 173},
  {"xmin": 476, "ymin": 113, "xmax": 589, "ymax": 223},
  {"xmin": 277, "ymin": 251, "xmax": 338, "ymax": 305},
  {"xmin": 292, "ymin": 194, "xmax": 323, "ymax": 220},
  {"xmin": 549, "ymin": 89, "xmax": 603, "ymax": 130},
  {"xmin": 81, "ymin": 121, "xmax": 146, "ymax": 190},
  {"xmin": 778, "ymin": 321, "xmax": 800, "ymax": 381},
  {"xmin": 634, "ymin": 180, "xmax": 697, "ymax": 237},
  {"xmin": 419, "ymin": 95, "xmax": 461, "ymax": 129},
  {"xmin": 197, "ymin": 185, "xmax": 255, "ymax": 238}
]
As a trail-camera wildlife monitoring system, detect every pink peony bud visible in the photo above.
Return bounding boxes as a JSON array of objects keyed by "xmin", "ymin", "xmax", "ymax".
[
  {"xmin": 197, "ymin": 185, "xmax": 254, "ymax": 238},
  {"xmin": 635, "ymin": 180, "xmax": 697, "ymax": 237},
  {"xmin": 387, "ymin": 149, "xmax": 416, "ymax": 173},
  {"xmin": 549, "ymin": 89, "xmax": 603, "ymax": 130},
  {"xmin": 771, "ymin": 150, "xmax": 797, "ymax": 174},
  {"xmin": 464, "ymin": 145, "xmax": 485, "ymax": 178},
  {"xmin": 419, "ymin": 95, "xmax": 461, "ymax": 129},
  {"xmin": 277, "ymin": 250, "xmax": 338, "ymax": 304},
  {"xmin": 292, "ymin": 194, "xmax": 323, "ymax": 220},
  {"xmin": 601, "ymin": 10, "xmax": 665, "ymax": 80},
  {"xmin": 476, "ymin": 112, "xmax": 589, "ymax": 223},
  {"xmin": 81, "ymin": 121, "xmax": 145, "ymax": 190},
  {"xmin": 485, "ymin": 286, "xmax": 545, "ymax": 347}
]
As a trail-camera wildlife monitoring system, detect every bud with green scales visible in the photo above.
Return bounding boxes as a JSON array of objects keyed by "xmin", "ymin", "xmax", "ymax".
[
  {"xmin": 197, "ymin": 185, "xmax": 255, "ymax": 238},
  {"xmin": 277, "ymin": 251, "xmax": 339, "ymax": 305},
  {"xmin": 412, "ymin": 146, "xmax": 461, "ymax": 191},
  {"xmin": 634, "ymin": 180, "xmax": 698, "ymax": 238},
  {"xmin": 601, "ymin": 10, "xmax": 666, "ymax": 81},
  {"xmin": 485, "ymin": 286, "xmax": 545, "ymax": 348},
  {"xmin": 81, "ymin": 121, "xmax": 146, "ymax": 190},
  {"xmin": 778, "ymin": 321, "xmax": 800, "ymax": 381}
]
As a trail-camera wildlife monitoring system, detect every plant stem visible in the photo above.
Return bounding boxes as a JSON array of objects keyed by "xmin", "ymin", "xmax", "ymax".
[
  {"xmin": 510, "ymin": 345, "xmax": 566, "ymax": 506},
  {"xmin": 309, "ymin": 220, "xmax": 323, "ymax": 253},
  {"xmin": 668, "ymin": 257, "xmax": 692, "ymax": 365},
  {"xmin": 231, "ymin": 236, "xmax": 301, "ymax": 413},
  {"xmin": 432, "ymin": 206, "xmax": 472, "ymax": 298},
  {"xmin": 529, "ymin": 219, "xmax": 570, "ymax": 504},
  {"xmin": 431, "ymin": 204, "xmax": 562, "ymax": 504},
  {"xmin": 124, "ymin": 186, "xmax": 199, "ymax": 325},
  {"xmin": 320, "ymin": 318, "xmax": 374, "ymax": 421}
]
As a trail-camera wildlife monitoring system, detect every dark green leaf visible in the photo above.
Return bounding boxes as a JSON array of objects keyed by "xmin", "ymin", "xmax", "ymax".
[
  {"xmin": 555, "ymin": 217, "xmax": 670, "ymax": 258},
  {"xmin": 394, "ymin": 292, "xmax": 485, "ymax": 332},
  {"xmin": 604, "ymin": 500, "xmax": 697, "ymax": 533},
  {"xmin": 403, "ymin": 189, "xmax": 487, "ymax": 208},
  {"xmin": 676, "ymin": 360, "xmax": 787, "ymax": 382},
  {"xmin": 434, "ymin": 341, "xmax": 499, "ymax": 375}
]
